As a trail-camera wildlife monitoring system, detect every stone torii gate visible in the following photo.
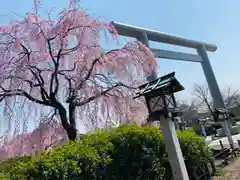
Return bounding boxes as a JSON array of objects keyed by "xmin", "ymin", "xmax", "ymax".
[{"xmin": 110, "ymin": 21, "xmax": 234, "ymax": 148}]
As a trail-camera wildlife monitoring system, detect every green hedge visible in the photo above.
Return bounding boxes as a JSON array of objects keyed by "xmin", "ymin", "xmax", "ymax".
[{"xmin": 0, "ymin": 124, "xmax": 212, "ymax": 180}]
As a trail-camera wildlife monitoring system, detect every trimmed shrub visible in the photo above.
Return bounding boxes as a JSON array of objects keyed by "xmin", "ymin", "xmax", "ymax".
[
  {"xmin": 0, "ymin": 124, "xmax": 212, "ymax": 180},
  {"xmin": 0, "ymin": 156, "xmax": 34, "ymax": 179},
  {"xmin": 191, "ymin": 124, "xmax": 201, "ymax": 131},
  {"xmin": 0, "ymin": 156, "xmax": 32, "ymax": 173}
]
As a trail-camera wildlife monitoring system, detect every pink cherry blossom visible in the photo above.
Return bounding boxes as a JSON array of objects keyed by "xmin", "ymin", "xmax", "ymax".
[{"xmin": 0, "ymin": 120, "xmax": 67, "ymax": 159}]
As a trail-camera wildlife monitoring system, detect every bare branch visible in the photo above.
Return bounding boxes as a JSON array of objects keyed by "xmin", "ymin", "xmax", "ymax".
[
  {"xmin": 47, "ymin": 39, "xmax": 56, "ymax": 65},
  {"xmin": 0, "ymin": 87, "xmax": 50, "ymax": 106},
  {"xmin": 77, "ymin": 58, "xmax": 100, "ymax": 89},
  {"xmin": 193, "ymin": 84, "xmax": 214, "ymax": 117},
  {"xmin": 223, "ymin": 86, "xmax": 240, "ymax": 108},
  {"xmin": 28, "ymin": 65, "xmax": 50, "ymax": 102},
  {"xmin": 49, "ymin": 39, "xmax": 63, "ymax": 98},
  {"xmin": 193, "ymin": 84, "xmax": 240, "ymax": 120}
]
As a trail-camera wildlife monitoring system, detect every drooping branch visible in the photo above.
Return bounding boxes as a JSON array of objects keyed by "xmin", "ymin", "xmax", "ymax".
[
  {"xmin": 74, "ymin": 83, "xmax": 136, "ymax": 106},
  {"xmin": 59, "ymin": 62, "xmax": 77, "ymax": 73},
  {"xmin": 76, "ymin": 48, "xmax": 132, "ymax": 90}
]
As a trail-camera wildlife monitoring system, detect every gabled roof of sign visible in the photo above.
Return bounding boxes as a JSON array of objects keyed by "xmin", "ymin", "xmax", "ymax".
[{"xmin": 134, "ymin": 72, "xmax": 184, "ymax": 98}]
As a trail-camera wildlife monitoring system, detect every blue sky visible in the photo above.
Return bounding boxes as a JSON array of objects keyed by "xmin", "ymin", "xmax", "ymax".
[{"xmin": 0, "ymin": 0, "xmax": 239, "ymax": 101}]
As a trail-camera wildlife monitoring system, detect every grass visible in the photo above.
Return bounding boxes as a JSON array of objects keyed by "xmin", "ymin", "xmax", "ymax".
[{"xmin": 214, "ymin": 167, "xmax": 226, "ymax": 176}]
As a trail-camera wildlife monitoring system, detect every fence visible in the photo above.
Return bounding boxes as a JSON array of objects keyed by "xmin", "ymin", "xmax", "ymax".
[{"xmin": 190, "ymin": 139, "xmax": 240, "ymax": 180}]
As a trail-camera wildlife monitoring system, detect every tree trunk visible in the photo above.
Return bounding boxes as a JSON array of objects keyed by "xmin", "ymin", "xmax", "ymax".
[
  {"xmin": 68, "ymin": 103, "xmax": 77, "ymax": 141},
  {"xmin": 67, "ymin": 126, "xmax": 77, "ymax": 141},
  {"xmin": 55, "ymin": 101, "xmax": 77, "ymax": 141}
]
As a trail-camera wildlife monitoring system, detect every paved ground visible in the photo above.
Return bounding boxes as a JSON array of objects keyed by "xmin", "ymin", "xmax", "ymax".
[
  {"xmin": 213, "ymin": 158, "xmax": 240, "ymax": 180},
  {"xmin": 208, "ymin": 134, "xmax": 240, "ymax": 150}
]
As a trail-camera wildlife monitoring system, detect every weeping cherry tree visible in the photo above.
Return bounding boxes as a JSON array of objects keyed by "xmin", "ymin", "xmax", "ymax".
[{"xmin": 0, "ymin": 0, "xmax": 157, "ymax": 141}]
